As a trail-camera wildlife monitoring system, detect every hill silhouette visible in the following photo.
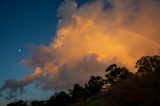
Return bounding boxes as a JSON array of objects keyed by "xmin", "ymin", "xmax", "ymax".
[
  {"xmin": 72, "ymin": 72, "xmax": 160, "ymax": 106},
  {"xmin": 6, "ymin": 55, "xmax": 160, "ymax": 106}
]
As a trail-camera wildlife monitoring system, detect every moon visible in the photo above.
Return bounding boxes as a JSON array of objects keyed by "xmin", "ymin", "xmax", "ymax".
[{"xmin": 18, "ymin": 49, "xmax": 22, "ymax": 52}]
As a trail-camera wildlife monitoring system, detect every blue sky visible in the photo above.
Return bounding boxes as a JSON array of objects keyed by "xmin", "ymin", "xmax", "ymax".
[
  {"xmin": 0, "ymin": 0, "xmax": 61, "ymax": 85},
  {"xmin": 0, "ymin": 0, "xmax": 88, "ymax": 105},
  {"xmin": 0, "ymin": 0, "xmax": 159, "ymax": 105},
  {"xmin": 0, "ymin": 0, "xmax": 62, "ymax": 105}
]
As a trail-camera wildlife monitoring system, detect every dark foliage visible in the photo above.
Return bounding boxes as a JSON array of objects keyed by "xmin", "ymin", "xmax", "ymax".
[
  {"xmin": 46, "ymin": 91, "xmax": 72, "ymax": 106},
  {"xmin": 31, "ymin": 100, "xmax": 45, "ymax": 106},
  {"xmin": 136, "ymin": 55, "xmax": 160, "ymax": 74},
  {"xmin": 105, "ymin": 64, "xmax": 133, "ymax": 85},
  {"xmin": 85, "ymin": 76, "xmax": 105, "ymax": 95},
  {"xmin": 69, "ymin": 84, "xmax": 85, "ymax": 102},
  {"xmin": 7, "ymin": 100, "xmax": 28, "ymax": 106},
  {"xmin": 69, "ymin": 76, "xmax": 105, "ymax": 102}
]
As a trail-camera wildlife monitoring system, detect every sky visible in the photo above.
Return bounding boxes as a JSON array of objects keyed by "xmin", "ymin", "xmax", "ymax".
[
  {"xmin": 0, "ymin": 0, "xmax": 64, "ymax": 105},
  {"xmin": 0, "ymin": 0, "xmax": 89, "ymax": 105},
  {"xmin": 0, "ymin": 0, "xmax": 160, "ymax": 105}
]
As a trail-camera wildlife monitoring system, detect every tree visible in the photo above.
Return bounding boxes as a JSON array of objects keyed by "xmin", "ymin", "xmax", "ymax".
[
  {"xmin": 55, "ymin": 91, "xmax": 72, "ymax": 105},
  {"xmin": 31, "ymin": 100, "xmax": 45, "ymax": 106},
  {"xmin": 105, "ymin": 64, "xmax": 133, "ymax": 85},
  {"xmin": 46, "ymin": 91, "xmax": 72, "ymax": 106},
  {"xmin": 7, "ymin": 100, "xmax": 28, "ymax": 106},
  {"xmin": 46, "ymin": 95, "xmax": 56, "ymax": 106},
  {"xmin": 135, "ymin": 55, "xmax": 160, "ymax": 74},
  {"xmin": 85, "ymin": 76, "xmax": 105, "ymax": 95},
  {"xmin": 69, "ymin": 84, "xmax": 85, "ymax": 101}
]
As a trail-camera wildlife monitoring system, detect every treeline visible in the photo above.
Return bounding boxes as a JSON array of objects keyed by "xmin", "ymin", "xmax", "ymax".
[{"xmin": 7, "ymin": 55, "xmax": 160, "ymax": 106}]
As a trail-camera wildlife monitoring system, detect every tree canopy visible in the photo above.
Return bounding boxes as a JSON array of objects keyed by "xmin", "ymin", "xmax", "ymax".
[
  {"xmin": 69, "ymin": 84, "xmax": 85, "ymax": 101},
  {"xmin": 7, "ymin": 100, "xmax": 28, "ymax": 106},
  {"xmin": 85, "ymin": 76, "xmax": 104, "ymax": 95},
  {"xmin": 105, "ymin": 64, "xmax": 133, "ymax": 85},
  {"xmin": 135, "ymin": 55, "xmax": 160, "ymax": 74}
]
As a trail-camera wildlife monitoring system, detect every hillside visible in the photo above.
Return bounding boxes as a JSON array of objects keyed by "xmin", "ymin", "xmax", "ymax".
[
  {"xmin": 6, "ymin": 55, "xmax": 160, "ymax": 106},
  {"xmin": 72, "ymin": 72, "xmax": 160, "ymax": 106}
]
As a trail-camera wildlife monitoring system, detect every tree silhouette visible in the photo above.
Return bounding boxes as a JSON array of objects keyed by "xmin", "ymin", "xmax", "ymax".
[
  {"xmin": 105, "ymin": 64, "xmax": 133, "ymax": 85},
  {"xmin": 31, "ymin": 100, "xmax": 45, "ymax": 106},
  {"xmin": 7, "ymin": 100, "xmax": 28, "ymax": 106},
  {"xmin": 69, "ymin": 84, "xmax": 85, "ymax": 102},
  {"xmin": 46, "ymin": 91, "xmax": 72, "ymax": 106},
  {"xmin": 85, "ymin": 76, "xmax": 105, "ymax": 95},
  {"xmin": 135, "ymin": 55, "xmax": 160, "ymax": 74},
  {"xmin": 45, "ymin": 94, "xmax": 56, "ymax": 106}
]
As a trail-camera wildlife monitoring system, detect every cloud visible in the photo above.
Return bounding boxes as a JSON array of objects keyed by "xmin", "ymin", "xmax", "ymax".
[
  {"xmin": 1, "ymin": 0, "xmax": 160, "ymax": 98},
  {"xmin": 0, "ymin": 67, "xmax": 42, "ymax": 99}
]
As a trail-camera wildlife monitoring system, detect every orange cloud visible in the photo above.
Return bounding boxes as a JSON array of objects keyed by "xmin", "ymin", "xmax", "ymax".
[
  {"xmin": 1, "ymin": 0, "xmax": 160, "ymax": 97},
  {"xmin": 23, "ymin": 0, "xmax": 160, "ymax": 90}
]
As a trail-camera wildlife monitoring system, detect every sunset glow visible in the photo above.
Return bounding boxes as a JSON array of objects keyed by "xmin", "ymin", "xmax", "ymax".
[{"xmin": 0, "ymin": 0, "xmax": 159, "ymax": 105}]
